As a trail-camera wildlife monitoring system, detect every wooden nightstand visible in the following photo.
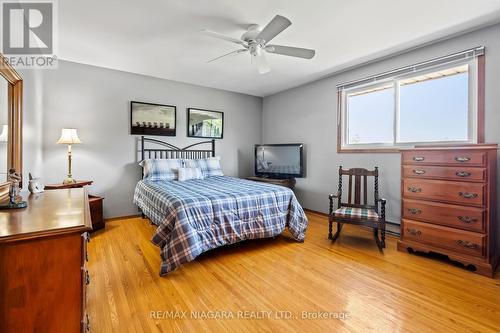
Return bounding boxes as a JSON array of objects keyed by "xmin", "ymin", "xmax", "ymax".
[
  {"xmin": 45, "ymin": 181, "xmax": 105, "ymax": 232},
  {"xmin": 246, "ymin": 176, "xmax": 296, "ymax": 190}
]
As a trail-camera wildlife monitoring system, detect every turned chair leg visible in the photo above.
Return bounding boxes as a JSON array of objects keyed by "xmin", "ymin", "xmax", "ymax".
[
  {"xmin": 331, "ymin": 222, "xmax": 343, "ymax": 242},
  {"xmin": 374, "ymin": 227, "xmax": 383, "ymax": 251},
  {"xmin": 328, "ymin": 220, "xmax": 333, "ymax": 240},
  {"xmin": 381, "ymin": 221, "xmax": 386, "ymax": 248}
]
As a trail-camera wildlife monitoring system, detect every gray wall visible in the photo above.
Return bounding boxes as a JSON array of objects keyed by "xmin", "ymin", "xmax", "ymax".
[
  {"xmin": 21, "ymin": 61, "xmax": 262, "ymax": 218},
  {"xmin": 262, "ymin": 23, "xmax": 500, "ymax": 223}
]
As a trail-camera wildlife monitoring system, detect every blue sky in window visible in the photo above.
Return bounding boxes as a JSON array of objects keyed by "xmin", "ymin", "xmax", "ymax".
[
  {"xmin": 347, "ymin": 88, "xmax": 394, "ymax": 144},
  {"xmin": 347, "ymin": 72, "xmax": 468, "ymax": 144},
  {"xmin": 399, "ymin": 72, "xmax": 468, "ymax": 142}
]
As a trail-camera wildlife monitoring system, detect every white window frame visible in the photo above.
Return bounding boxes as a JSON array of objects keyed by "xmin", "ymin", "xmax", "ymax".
[{"xmin": 338, "ymin": 54, "xmax": 483, "ymax": 152}]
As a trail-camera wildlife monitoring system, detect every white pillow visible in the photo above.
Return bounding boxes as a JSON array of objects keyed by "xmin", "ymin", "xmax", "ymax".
[
  {"xmin": 178, "ymin": 167, "xmax": 204, "ymax": 181},
  {"xmin": 184, "ymin": 156, "xmax": 224, "ymax": 178}
]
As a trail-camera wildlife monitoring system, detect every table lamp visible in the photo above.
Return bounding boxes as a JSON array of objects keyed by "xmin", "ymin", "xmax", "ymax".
[{"xmin": 57, "ymin": 128, "xmax": 82, "ymax": 184}]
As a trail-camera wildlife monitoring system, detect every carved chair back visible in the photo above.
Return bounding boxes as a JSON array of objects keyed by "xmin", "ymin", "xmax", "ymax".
[{"xmin": 336, "ymin": 166, "xmax": 379, "ymax": 212}]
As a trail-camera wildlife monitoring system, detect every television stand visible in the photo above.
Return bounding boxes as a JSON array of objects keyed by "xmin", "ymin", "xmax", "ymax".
[{"xmin": 245, "ymin": 176, "xmax": 296, "ymax": 190}]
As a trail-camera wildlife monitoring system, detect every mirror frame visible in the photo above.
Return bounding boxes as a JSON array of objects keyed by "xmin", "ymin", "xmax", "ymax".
[{"xmin": 0, "ymin": 53, "xmax": 23, "ymax": 186}]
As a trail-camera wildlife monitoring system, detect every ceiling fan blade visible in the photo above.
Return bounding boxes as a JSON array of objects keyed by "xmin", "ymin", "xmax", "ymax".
[
  {"xmin": 201, "ymin": 29, "xmax": 246, "ymax": 46},
  {"xmin": 255, "ymin": 15, "xmax": 291, "ymax": 44},
  {"xmin": 255, "ymin": 50, "xmax": 271, "ymax": 74},
  {"xmin": 206, "ymin": 49, "xmax": 247, "ymax": 63},
  {"xmin": 266, "ymin": 45, "xmax": 315, "ymax": 59}
]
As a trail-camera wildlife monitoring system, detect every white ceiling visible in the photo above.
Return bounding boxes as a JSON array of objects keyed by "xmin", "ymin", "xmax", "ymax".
[{"xmin": 59, "ymin": 0, "xmax": 500, "ymax": 97}]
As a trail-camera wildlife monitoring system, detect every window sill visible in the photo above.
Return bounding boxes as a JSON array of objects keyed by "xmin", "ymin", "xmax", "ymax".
[{"xmin": 337, "ymin": 147, "xmax": 403, "ymax": 153}]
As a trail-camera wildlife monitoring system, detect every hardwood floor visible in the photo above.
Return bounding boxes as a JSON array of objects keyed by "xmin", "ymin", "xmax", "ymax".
[{"xmin": 87, "ymin": 212, "xmax": 500, "ymax": 332}]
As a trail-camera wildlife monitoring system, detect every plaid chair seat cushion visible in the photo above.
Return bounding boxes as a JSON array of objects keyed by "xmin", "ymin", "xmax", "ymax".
[{"xmin": 333, "ymin": 207, "xmax": 379, "ymax": 220}]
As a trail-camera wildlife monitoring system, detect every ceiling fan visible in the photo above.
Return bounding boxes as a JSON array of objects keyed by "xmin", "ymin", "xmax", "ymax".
[{"xmin": 201, "ymin": 15, "xmax": 315, "ymax": 74}]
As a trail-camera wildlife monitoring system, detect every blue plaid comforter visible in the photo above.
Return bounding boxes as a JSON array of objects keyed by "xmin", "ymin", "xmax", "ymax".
[{"xmin": 133, "ymin": 176, "xmax": 308, "ymax": 275}]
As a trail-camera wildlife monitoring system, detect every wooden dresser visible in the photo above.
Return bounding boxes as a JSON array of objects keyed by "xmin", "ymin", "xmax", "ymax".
[
  {"xmin": 0, "ymin": 188, "xmax": 92, "ymax": 332},
  {"xmin": 398, "ymin": 145, "xmax": 498, "ymax": 277}
]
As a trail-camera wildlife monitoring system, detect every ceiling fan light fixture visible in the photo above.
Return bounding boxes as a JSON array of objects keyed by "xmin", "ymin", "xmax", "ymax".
[{"xmin": 201, "ymin": 14, "xmax": 315, "ymax": 73}]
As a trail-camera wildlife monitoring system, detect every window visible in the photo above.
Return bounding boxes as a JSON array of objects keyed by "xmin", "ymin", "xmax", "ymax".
[{"xmin": 337, "ymin": 48, "xmax": 484, "ymax": 152}]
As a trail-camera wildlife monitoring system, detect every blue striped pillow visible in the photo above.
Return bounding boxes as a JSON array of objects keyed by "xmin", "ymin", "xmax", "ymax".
[
  {"xmin": 178, "ymin": 167, "xmax": 204, "ymax": 181},
  {"xmin": 184, "ymin": 156, "xmax": 223, "ymax": 178},
  {"xmin": 140, "ymin": 159, "xmax": 183, "ymax": 181}
]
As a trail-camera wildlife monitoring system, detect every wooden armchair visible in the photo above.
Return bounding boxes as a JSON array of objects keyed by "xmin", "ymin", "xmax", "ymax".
[{"xmin": 328, "ymin": 166, "xmax": 387, "ymax": 250}]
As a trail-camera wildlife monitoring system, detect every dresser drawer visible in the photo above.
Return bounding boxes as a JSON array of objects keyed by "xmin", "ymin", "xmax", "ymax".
[
  {"xmin": 402, "ymin": 219, "xmax": 486, "ymax": 257},
  {"xmin": 402, "ymin": 150, "xmax": 487, "ymax": 166},
  {"xmin": 403, "ymin": 179, "xmax": 485, "ymax": 206},
  {"xmin": 402, "ymin": 165, "xmax": 486, "ymax": 182},
  {"xmin": 402, "ymin": 199, "xmax": 485, "ymax": 232}
]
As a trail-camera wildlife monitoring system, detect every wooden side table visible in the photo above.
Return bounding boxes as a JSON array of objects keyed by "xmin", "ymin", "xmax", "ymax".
[
  {"xmin": 245, "ymin": 176, "xmax": 296, "ymax": 190},
  {"xmin": 44, "ymin": 180, "xmax": 105, "ymax": 231}
]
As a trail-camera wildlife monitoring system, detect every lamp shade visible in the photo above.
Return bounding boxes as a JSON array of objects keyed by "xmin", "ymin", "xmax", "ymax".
[
  {"xmin": 0, "ymin": 124, "xmax": 8, "ymax": 142},
  {"xmin": 57, "ymin": 128, "xmax": 82, "ymax": 144}
]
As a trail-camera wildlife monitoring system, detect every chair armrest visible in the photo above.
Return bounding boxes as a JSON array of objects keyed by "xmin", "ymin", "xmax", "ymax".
[
  {"xmin": 375, "ymin": 198, "xmax": 387, "ymax": 219},
  {"xmin": 329, "ymin": 192, "xmax": 341, "ymax": 215},
  {"xmin": 329, "ymin": 192, "xmax": 341, "ymax": 200}
]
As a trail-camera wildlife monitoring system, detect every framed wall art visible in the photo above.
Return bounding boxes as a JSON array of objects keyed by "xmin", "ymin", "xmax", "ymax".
[
  {"xmin": 187, "ymin": 108, "xmax": 223, "ymax": 139},
  {"xmin": 131, "ymin": 101, "xmax": 176, "ymax": 136}
]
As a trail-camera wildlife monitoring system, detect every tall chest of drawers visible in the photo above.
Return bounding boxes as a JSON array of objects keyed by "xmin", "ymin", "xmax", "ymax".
[{"xmin": 398, "ymin": 145, "xmax": 498, "ymax": 277}]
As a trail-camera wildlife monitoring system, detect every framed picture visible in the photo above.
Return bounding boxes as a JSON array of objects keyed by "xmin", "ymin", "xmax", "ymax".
[
  {"xmin": 187, "ymin": 108, "xmax": 224, "ymax": 139},
  {"xmin": 130, "ymin": 101, "xmax": 176, "ymax": 136}
]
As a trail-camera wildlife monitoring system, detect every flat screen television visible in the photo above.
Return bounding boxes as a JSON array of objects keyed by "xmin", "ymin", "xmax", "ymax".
[{"xmin": 254, "ymin": 143, "xmax": 304, "ymax": 178}]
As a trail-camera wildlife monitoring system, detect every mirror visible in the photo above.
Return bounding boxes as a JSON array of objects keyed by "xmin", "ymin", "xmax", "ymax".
[
  {"xmin": 0, "ymin": 53, "xmax": 23, "ymax": 187},
  {"xmin": 0, "ymin": 78, "xmax": 7, "ymax": 181}
]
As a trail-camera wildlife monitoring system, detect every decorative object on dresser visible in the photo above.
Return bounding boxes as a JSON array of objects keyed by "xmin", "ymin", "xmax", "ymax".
[
  {"xmin": 245, "ymin": 176, "xmax": 296, "ymax": 190},
  {"xmin": 131, "ymin": 101, "xmax": 176, "ymax": 136},
  {"xmin": 28, "ymin": 173, "xmax": 44, "ymax": 193},
  {"xmin": 0, "ymin": 169, "xmax": 27, "ymax": 209},
  {"xmin": 0, "ymin": 188, "xmax": 92, "ymax": 332},
  {"xmin": 329, "ymin": 166, "xmax": 386, "ymax": 250},
  {"xmin": 187, "ymin": 108, "xmax": 224, "ymax": 139},
  {"xmin": 57, "ymin": 128, "xmax": 82, "ymax": 184},
  {"xmin": 45, "ymin": 180, "xmax": 105, "ymax": 232},
  {"xmin": 398, "ymin": 144, "xmax": 498, "ymax": 277}
]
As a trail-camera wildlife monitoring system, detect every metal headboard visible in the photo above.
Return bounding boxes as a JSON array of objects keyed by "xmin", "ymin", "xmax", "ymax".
[{"xmin": 140, "ymin": 136, "xmax": 215, "ymax": 160}]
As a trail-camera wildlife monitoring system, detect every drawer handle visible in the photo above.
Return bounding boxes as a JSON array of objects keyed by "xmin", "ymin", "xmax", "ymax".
[
  {"xmin": 412, "ymin": 169, "xmax": 426, "ymax": 175},
  {"xmin": 455, "ymin": 171, "xmax": 471, "ymax": 177},
  {"xmin": 86, "ymin": 271, "xmax": 90, "ymax": 285},
  {"xmin": 82, "ymin": 232, "xmax": 89, "ymax": 262},
  {"xmin": 407, "ymin": 208, "xmax": 422, "ymax": 215},
  {"xmin": 407, "ymin": 187, "xmax": 422, "ymax": 193},
  {"xmin": 459, "ymin": 192, "xmax": 478, "ymax": 199},
  {"xmin": 457, "ymin": 216, "xmax": 477, "ymax": 224},
  {"xmin": 406, "ymin": 228, "xmax": 421, "ymax": 236},
  {"xmin": 455, "ymin": 157, "xmax": 471, "ymax": 162},
  {"xmin": 412, "ymin": 156, "xmax": 425, "ymax": 162},
  {"xmin": 456, "ymin": 240, "xmax": 478, "ymax": 249}
]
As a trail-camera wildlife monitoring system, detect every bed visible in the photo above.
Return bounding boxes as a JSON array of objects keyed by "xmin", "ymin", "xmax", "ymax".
[{"xmin": 133, "ymin": 137, "xmax": 308, "ymax": 275}]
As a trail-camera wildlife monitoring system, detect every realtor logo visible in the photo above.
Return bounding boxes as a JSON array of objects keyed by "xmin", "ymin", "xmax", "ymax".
[{"xmin": 1, "ymin": 0, "xmax": 57, "ymax": 68}]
